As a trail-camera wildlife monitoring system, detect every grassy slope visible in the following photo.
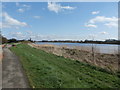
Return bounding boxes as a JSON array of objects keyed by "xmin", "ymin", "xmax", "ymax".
[{"xmin": 10, "ymin": 44, "xmax": 120, "ymax": 88}]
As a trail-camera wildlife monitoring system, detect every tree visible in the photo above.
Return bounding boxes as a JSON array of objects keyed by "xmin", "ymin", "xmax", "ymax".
[
  {"xmin": 2, "ymin": 36, "xmax": 8, "ymax": 44},
  {"xmin": 8, "ymin": 38, "xmax": 17, "ymax": 43}
]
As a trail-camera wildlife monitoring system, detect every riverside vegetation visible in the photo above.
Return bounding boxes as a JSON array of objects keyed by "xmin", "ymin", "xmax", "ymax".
[
  {"xmin": 29, "ymin": 43, "xmax": 119, "ymax": 72},
  {"xmin": 10, "ymin": 44, "xmax": 120, "ymax": 88}
]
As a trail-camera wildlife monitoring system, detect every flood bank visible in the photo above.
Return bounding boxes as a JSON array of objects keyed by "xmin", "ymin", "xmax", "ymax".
[{"xmin": 28, "ymin": 43, "xmax": 119, "ymax": 72}]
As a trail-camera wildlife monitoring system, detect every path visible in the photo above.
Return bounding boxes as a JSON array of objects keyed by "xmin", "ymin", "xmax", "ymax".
[
  {"xmin": 0, "ymin": 61, "xmax": 2, "ymax": 89},
  {"xmin": 2, "ymin": 46, "xmax": 30, "ymax": 88}
]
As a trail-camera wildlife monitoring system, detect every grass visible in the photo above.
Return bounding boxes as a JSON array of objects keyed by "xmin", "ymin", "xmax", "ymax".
[{"xmin": 10, "ymin": 44, "xmax": 120, "ymax": 88}]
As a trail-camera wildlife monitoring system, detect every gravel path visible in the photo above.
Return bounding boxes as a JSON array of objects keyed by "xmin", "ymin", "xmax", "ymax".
[{"xmin": 2, "ymin": 47, "xmax": 30, "ymax": 88}]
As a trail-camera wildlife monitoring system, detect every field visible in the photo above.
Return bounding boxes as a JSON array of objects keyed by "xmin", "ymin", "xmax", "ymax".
[{"xmin": 10, "ymin": 44, "xmax": 120, "ymax": 88}]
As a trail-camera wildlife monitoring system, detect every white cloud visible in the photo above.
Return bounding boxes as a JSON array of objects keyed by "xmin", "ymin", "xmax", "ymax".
[
  {"xmin": 16, "ymin": 2, "xmax": 20, "ymax": 6},
  {"xmin": 22, "ymin": 4, "xmax": 31, "ymax": 8},
  {"xmin": 88, "ymin": 34, "xmax": 97, "ymax": 39},
  {"xmin": 0, "ymin": 22, "xmax": 11, "ymax": 28},
  {"xmin": 100, "ymin": 31, "xmax": 108, "ymax": 35},
  {"xmin": 33, "ymin": 16, "xmax": 41, "ymax": 19},
  {"xmin": 91, "ymin": 11, "xmax": 100, "ymax": 15},
  {"xmin": 86, "ymin": 16, "xmax": 118, "ymax": 28},
  {"xmin": 18, "ymin": 8, "xmax": 25, "ymax": 13},
  {"xmin": 89, "ymin": 16, "xmax": 117, "ymax": 24},
  {"xmin": 15, "ymin": 32, "xmax": 22, "ymax": 35},
  {"xmin": 85, "ymin": 24, "xmax": 97, "ymax": 28},
  {"xmin": 104, "ymin": 22, "xmax": 118, "ymax": 28},
  {"xmin": 16, "ymin": 3, "xmax": 30, "ymax": 8},
  {"xmin": 2, "ymin": 12, "xmax": 28, "ymax": 29},
  {"xmin": 61, "ymin": 6, "xmax": 76, "ymax": 10},
  {"xmin": 10, "ymin": 31, "xmax": 82, "ymax": 41},
  {"xmin": 16, "ymin": 3, "xmax": 31, "ymax": 13},
  {"xmin": 48, "ymin": 2, "xmax": 61, "ymax": 13},
  {"xmin": 26, "ymin": 30, "xmax": 33, "ymax": 34},
  {"xmin": 48, "ymin": 2, "xmax": 76, "ymax": 13},
  {"xmin": 10, "ymin": 32, "xmax": 26, "ymax": 39}
]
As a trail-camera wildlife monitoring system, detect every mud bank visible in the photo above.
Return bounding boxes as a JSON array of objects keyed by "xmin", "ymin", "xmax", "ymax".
[{"xmin": 29, "ymin": 43, "xmax": 119, "ymax": 72}]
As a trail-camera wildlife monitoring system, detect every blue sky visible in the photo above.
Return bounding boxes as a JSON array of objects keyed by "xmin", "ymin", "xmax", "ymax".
[{"xmin": 1, "ymin": 2, "xmax": 118, "ymax": 41}]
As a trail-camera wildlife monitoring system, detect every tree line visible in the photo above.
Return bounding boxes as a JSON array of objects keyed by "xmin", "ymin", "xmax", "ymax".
[
  {"xmin": 40, "ymin": 39, "xmax": 120, "ymax": 45},
  {"xmin": 1, "ymin": 36, "xmax": 120, "ymax": 45},
  {"xmin": 1, "ymin": 36, "xmax": 34, "ymax": 44}
]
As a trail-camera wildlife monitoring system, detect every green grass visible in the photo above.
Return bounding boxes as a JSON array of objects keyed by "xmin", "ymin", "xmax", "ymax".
[{"xmin": 10, "ymin": 44, "xmax": 120, "ymax": 88}]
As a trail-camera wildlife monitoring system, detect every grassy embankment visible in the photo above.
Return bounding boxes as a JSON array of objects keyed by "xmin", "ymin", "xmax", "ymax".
[{"xmin": 10, "ymin": 44, "xmax": 120, "ymax": 88}]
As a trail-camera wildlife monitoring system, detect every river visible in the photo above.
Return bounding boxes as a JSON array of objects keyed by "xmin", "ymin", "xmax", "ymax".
[{"xmin": 35, "ymin": 42, "xmax": 119, "ymax": 54}]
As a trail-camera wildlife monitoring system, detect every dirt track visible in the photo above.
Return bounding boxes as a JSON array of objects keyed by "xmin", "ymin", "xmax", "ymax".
[{"xmin": 2, "ymin": 47, "xmax": 30, "ymax": 88}]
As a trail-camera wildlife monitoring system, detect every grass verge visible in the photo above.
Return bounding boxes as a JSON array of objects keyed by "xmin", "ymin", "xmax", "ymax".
[{"xmin": 10, "ymin": 44, "xmax": 120, "ymax": 88}]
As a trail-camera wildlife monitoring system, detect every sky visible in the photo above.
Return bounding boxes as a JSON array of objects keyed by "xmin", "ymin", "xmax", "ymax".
[{"xmin": 1, "ymin": 2, "xmax": 118, "ymax": 41}]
